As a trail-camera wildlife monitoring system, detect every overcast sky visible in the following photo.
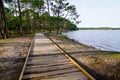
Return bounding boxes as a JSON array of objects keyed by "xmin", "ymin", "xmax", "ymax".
[{"xmin": 69, "ymin": 0, "xmax": 120, "ymax": 28}]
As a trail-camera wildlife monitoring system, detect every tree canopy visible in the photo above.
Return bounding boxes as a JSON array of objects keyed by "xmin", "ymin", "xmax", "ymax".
[{"xmin": 0, "ymin": 0, "xmax": 80, "ymax": 39}]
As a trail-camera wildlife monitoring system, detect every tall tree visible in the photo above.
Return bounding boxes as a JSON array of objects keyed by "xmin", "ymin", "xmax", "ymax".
[
  {"xmin": 50, "ymin": 0, "xmax": 80, "ymax": 34},
  {"xmin": 59, "ymin": 5, "xmax": 80, "ymax": 33},
  {"xmin": 31, "ymin": 0, "xmax": 45, "ymax": 15},
  {"xmin": 50, "ymin": 0, "xmax": 71, "ymax": 34},
  {"xmin": 0, "ymin": 0, "xmax": 9, "ymax": 39},
  {"xmin": 51, "ymin": 0, "xmax": 69, "ymax": 17},
  {"xmin": 17, "ymin": 0, "xmax": 22, "ymax": 35},
  {"xmin": 66, "ymin": 5, "xmax": 80, "ymax": 24},
  {"xmin": 46, "ymin": 0, "xmax": 50, "ymax": 14}
]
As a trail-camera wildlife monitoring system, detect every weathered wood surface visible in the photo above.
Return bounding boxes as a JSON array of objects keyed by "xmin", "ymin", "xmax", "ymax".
[{"xmin": 22, "ymin": 33, "xmax": 88, "ymax": 80}]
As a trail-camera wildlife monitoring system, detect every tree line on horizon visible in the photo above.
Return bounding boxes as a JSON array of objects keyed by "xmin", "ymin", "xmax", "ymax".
[
  {"xmin": 78, "ymin": 27, "xmax": 120, "ymax": 30},
  {"xmin": 0, "ymin": 0, "xmax": 80, "ymax": 39}
]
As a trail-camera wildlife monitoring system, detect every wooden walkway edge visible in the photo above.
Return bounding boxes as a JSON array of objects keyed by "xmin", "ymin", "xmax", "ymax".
[{"xmin": 19, "ymin": 33, "xmax": 95, "ymax": 80}]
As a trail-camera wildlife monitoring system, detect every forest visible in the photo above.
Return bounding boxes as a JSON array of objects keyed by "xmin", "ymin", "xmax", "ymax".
[{"xmin": 0, "ymin": 0, "xmax": 80, "ymax": 39}]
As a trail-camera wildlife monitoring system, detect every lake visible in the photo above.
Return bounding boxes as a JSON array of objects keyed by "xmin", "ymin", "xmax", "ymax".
[{"xmin": 63, "ymin": 30, "xmax": 120, "ymax": 52}]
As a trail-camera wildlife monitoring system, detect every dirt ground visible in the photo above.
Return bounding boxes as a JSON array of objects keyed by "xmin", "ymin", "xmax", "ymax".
[
  {"xmin": 0, "ymin": 35, "xmax": 33, "ymax": 80},
  {"xmin": 48, "ymin": 34, "xmax": 120, "ymax": 80}
]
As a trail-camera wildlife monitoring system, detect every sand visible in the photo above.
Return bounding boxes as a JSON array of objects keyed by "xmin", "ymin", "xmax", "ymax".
[{"xmin": 0, "ymin": 35, "xmax": 33, "ymax": 80}]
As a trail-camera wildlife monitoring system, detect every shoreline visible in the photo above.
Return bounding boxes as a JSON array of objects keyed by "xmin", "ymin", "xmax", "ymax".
[
  {"xmin": 64, "ymin": 34, "xmax": 120, "ymax": 53},
  {"xmin": 63, "ymin": 30, "xmax": 120, "ymax": 53},
  {"xmin": 47, "ymin": 33, "xmax": 120, "ymax": 80}
]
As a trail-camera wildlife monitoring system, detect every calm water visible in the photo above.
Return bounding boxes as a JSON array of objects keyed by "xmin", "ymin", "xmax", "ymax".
[{"xmin": 63, "ymin": 30, "xmax": 120, "ymax": 52}]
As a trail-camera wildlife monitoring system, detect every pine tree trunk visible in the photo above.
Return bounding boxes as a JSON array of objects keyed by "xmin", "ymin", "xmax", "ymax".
[
  {"xmin": 0, "ymin": 4, "xmax": 3, "ymax": 39},
  {"xmin": 0, "ymin": 25, "xmax": 4, "ymax": 39},
  {"xmin": 26, "ymin": 13, "xmax": 31, "ymax": 32},
  {"xmin": 17, "ymin": 0, "xmax": 22, "ymax": 35},
  {"xmin": 46, "ymin": 0, "xmax": 50, "ymax": 14},
  {"xmin": 59, "ymin": 11, "xmax": 69, "ymax": 34},
  {"xmin": 0, "ymin": 0, "xmax": 9, "ymax": 39}
]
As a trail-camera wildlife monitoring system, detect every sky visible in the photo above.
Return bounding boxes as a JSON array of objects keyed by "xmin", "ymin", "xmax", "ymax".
[{"xmin": 69, "ymin": 0, "xmax": 120, "ymax": 28}]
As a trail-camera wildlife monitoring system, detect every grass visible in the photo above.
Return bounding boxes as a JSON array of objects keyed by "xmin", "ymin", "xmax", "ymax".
[
  {"xmin": 94, "ymin": 58, "xmax": 100, "ymax": 64},
  {"xmin": 88, "ymin": 51, "xmax": 120, "ymax": 61},
  {"xmin": 109, "ymin": 53, "xmax": 120, "ymax": 60},
  {"xmin": 57, "ymin": 34, "xmax": 69, "ymax": 39}
]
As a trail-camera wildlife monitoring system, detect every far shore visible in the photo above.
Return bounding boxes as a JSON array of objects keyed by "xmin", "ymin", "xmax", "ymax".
[{"xmin": 78, "ymin": 27, "xmax": 120, "ymax": 30}]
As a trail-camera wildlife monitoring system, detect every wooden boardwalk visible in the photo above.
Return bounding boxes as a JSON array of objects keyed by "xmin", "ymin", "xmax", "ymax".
[{"xmin": 19, "ymin": 33, "xmax": 95, "ymax": 80}]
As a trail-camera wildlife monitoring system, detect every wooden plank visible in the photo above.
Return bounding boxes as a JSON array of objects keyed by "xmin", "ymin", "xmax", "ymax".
[
  {"xmin": 25, "ymin": 63, "xmax": 75, "ymax": 73},
  {"xmin": 23, "ymin": 68, "xmax": 79, "ymax": 79},
  {"xmin": 26, "ymin": 62, "xmax": 72, "ymax": 69},
  {"xmin": 30, "ymin": 72, "xmax": 88, "ymax": 80},
  {"xmin": 28, "ymin": 54, "xmax": 65, "ymax": 60},
  {"xmin": 27, "ymin": 59, "xmax": 69, "ymax": 65},
  {"xmin": 28, "ymin": 57, "xmax": 67, "ymax": 62},
  {"xmin": 26, "ymin": 61, "xmax": 71, "ymax": 67}
]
